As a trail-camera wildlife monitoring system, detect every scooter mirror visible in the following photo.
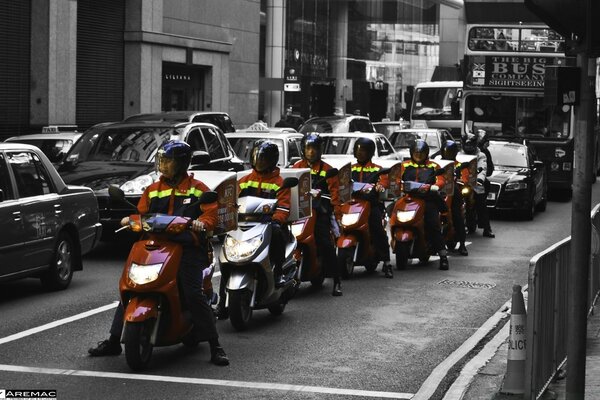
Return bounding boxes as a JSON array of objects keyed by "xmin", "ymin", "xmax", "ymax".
[
  {"xmin": 325, "ymin": 168, "xmax": 339, "ymax": 179},
  {"xmin": 367, "ymin": 168, "xmax": 391, "ymax": 183},
  {"xmin": 435, "ymin": 168, "xmax": 446, "ymax": 176},
  {"xmin": 281, "ymin": 177, "xmax": 299, "ymax": 189},
  {"xmin": 108, "ymin": 184, "xmax": 126, "ymax": 201},
  {"xmin": 198, "ymin": 191, "xmax": 218, "ymax": 204}
]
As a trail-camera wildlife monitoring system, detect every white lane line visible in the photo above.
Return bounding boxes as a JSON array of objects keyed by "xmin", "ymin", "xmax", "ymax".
[
  {"xmin": 0, "ymin": 302, "xmax": 119, "ymax": 345},
  {"xmin": 411, "ymin": 288, "xmax": 516, "ymax": 400},
  {"xmin": 0, "ymin": 364, "xmax": 414, "ymax": 399}
]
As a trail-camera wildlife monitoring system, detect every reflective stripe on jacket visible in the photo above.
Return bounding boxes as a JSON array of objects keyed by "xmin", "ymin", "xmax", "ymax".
[
  {"xmin": 238, "ymin": 167, "xmax": 291, "ymax": 223},
  {"xmin": 398, "ymin": 159, "xmax": 445, "ymax": 189}
]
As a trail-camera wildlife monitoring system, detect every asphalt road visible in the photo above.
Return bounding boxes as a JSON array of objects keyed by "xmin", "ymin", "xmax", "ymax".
[{"xmin": 1, "ymin": 186, "xmax": 599, "ymax": 400}]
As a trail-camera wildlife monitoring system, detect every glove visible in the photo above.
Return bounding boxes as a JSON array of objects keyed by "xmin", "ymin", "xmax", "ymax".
[
  {"xmin": 430, "ymin": 185, "xmax": 440, "ymax": 192},
  {"xmin": 309, "ymin": 188, "xmax": 321, "ymax": 198},
  {"xmin": 375, "ymin": 183, "xmax": 385, "ymax": 193},
  {"xmin": 191, "ymin": 220, "xmax": 205, "ymax": 232},
  {"xmin": 418, "ymin": 184, "xmax": 431, "ymax": 193},
  {"xmin": 120, "ymin": 216, "xmax": 130, "ymax": 226}
]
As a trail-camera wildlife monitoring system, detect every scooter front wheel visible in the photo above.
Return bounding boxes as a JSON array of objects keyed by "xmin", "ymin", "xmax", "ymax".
[
  {"xmin": 229, "ymin": 289, "xmax": 252, "ymax": 331},
  {"xmin": 338, "ymin": 248, "xmax": 355, "ymax": 279},
  {"xmin": 124, "ymin": 320, "xmax": 154, "ymax": 371},
  {"xmin": 395, "ymin": 242, "xmax": 410, "ymax": 270}
]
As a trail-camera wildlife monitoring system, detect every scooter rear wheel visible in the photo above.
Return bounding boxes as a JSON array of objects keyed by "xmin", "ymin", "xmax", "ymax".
[
  {"xmin": 229, "ymin": 289, "xmax": 252, "ymax": 331},
  {"xmin": 124, "ymin": 320, "xmax": 154, "ymax": 371},
  {"xmin": 395, "ymin": 242, "xmax": 410, "ymax": 270},
  {"xmin": 338, "ymin": 248, "xmax": 354, "ymax": 279}
]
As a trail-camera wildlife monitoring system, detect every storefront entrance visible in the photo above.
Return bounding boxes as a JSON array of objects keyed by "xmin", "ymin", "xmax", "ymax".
[{"xmin": 162, "ymin": 63, "xmax": 205, "ymax": 111}]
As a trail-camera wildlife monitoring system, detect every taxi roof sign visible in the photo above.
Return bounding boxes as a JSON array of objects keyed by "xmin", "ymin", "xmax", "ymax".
[
  {"xmin": 245, "ymin": 122, "xmax": 270, "ymax": 132},
  {"xmin": 42, "ymin": 125, "xmax": 79, "ymax": 133}
]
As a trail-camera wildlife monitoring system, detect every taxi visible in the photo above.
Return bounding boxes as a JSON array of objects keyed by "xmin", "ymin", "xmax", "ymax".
[
  {"xmin": 0, "ymin": 143, "xmax": 102, "ymax": 289},
  {"xmin": 5, "ymin": 125, "xmax": 82, "ymax": 165}
]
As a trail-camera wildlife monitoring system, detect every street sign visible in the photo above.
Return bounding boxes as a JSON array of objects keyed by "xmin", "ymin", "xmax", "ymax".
[
  {"xmin": 284, "ymin": 83, "xmax": 300, "ymax": 92},
  {"xmin": 284, "ymin": 67, "xmax": 301, "ymax": 92}
]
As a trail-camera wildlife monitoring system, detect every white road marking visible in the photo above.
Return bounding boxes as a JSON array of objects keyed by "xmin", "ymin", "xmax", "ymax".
[
  {"xmin": 0, "ymin": 302, "xmax": 119, "ymax": 345},
  {"xmin": 0, "ymin": 364, "xmax": 414, "ymax": 399}
]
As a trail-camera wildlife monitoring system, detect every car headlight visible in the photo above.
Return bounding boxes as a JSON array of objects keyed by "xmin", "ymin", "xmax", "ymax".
[
  {"xmin": 341, "ymin": 212, "xmax": 360, "ymax": 227},
  {"xmin": 120, "ymin": 173, "xmax": 157, "ymax": 195},
  {"xmin": 224, "ymin": 234, "xmax": 263, "ymax": 262},
  {"xmin": 291, "ymin": 220, "xmax": 305, "ymax": 237},
  {"xmin": 396, "ymin": 210, "xmax": 416, "ymax": 223},
  {"xmin": 505, "ymin": 181, "xmax": 528, "ymax": 191},
  {"xmin": 128, "ymin": 262, "xmax": 163, "ymax": 285}
]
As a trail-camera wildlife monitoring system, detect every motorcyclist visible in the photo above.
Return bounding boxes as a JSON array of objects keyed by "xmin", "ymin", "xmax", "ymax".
[
  {"xmin": 460, "ymin": 130, "xmax": 494, "ymax": 238},
  {"xmin": 397, "ymin": 139, "xmax": 449, "ymax": 270},
  {"xmin": 440, "ymin": 140, "xmax": 468, "ymax": 256},
  {"xmin": 216, "ymin": 140, "xmax": 292, "ymax": 319},
  {"xmin": 477, "ymin": 130, "xmax": 495, "ymax": 238},
  {"xmin": 292, "ymin": 133, "xmax": 343, "ymax": 296},
  {"xmin": 88, "ymin": 140, "xmax": 229, "ymax": 366},
  {"xmin": 351, "ymin": 137, "xmax": 393, "ymax": 278}
]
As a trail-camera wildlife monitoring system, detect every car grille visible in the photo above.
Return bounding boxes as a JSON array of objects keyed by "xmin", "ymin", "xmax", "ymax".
[{"xmin": 486, "ymin": 182, "xmax": 501, "ymax": 207}]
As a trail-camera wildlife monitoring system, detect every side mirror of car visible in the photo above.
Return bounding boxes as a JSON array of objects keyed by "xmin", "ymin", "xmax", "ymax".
[{"xmin": 190, "ymin": 151, "xmax": 211, "ymax": 167}]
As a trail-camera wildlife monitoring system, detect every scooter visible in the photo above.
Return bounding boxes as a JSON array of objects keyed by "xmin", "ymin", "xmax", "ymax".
[
  {"xmin": 336, "ymin": 169, "xmax": 389, "ymax": 278},
  {"xmin": 290, "ymin": 168, "xmax": 338, "ymax": 287},
  {"xmin": 218, "ymin": 177, "xmax": 300, "ymax": 331},
  {"xmin": 389, "ymin": 169, "xmax": 445, "ymax": 270},
  {"xmin": 108, "ymin": 185, "xmax": 219, "ymax": 372}
]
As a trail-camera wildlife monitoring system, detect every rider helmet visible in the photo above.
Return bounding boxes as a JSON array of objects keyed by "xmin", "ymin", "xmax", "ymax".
[
  {"xmin": 441, "ymin": 140, "xmax": 459, "ymax": 161},
  {"xmin": 410, "ymin": 139, "xmax": 430, "ymax": 164},
  {"xmin": 156, "ymin": 140, "xmax": 192, "ymax": 179},
  {"xmin": 301, "ymin": 133, "xmax": 324, "ymax": 163},
  {"xmin": 353, "ymin": 137, "xmax": 376, "ymax": 164},
  {"xmin": 251, "ymin": 140, "xmax": 279, "ymax": 173}
]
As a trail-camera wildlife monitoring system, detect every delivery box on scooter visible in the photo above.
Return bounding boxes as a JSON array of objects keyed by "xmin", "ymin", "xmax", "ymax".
[
  {"xmin": 434, "ymin": 159, "xmax": 455, "ymax": 196},
  {"xmin": 280, "ymin": 168, "xmax": 312, "ymax": 221},
  {"xmin": 455, "ymin": 154, "xmax": 478, "ymax": 187},
  {"xmin": 321, "ymin": 158, "xmax": 352, "ymax": 203},
  {"xmin": 191, "ymin": 171, "xmax": 238, "ymax": 235}
]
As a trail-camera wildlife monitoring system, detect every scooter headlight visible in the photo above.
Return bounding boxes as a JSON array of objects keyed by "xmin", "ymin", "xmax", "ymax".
[
  {"xmin": 341, "ymin": 212, "xmax": 360, "ymax": 227},
  {"xmin": 396, "ymin": 210, "xmax": 416, "ymax": 223},
  {"xmin": 291, "ymin": 220, "xmax": 305, "ymax": 238},
  {"xmin": 128, "ymin": 262, "xmax": 163, "ymax": 285},
  {"xmin": 461, "ymin": 186, "xmax": 471, "ymax": 196},
  {"xmin": 224, "ymin": 234, "xmax": 263, "ymax": 262}
]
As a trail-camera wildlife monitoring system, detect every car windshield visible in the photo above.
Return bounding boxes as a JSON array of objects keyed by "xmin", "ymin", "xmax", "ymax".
[
  {"xmin": 489, "ymin": 144, "xmax": 528, "ymax": 168},
  {"xmin": 373, "ymin": 124, "xmax": 398, "ymax": 137},
  {"xmin": 228, "ymin": 137, "xmax": 285, "ymax": 166},
  {"xmin": 389, "ymin": 131, "xmax": 440, "ymax": 152},
  {"xmin": 67, "ymin": 126, "xmax": 176, "ymax": 162},
  {"xmin": 299, "ymin": 119, "xmax": 347, "ymax": 133},
  {"xmin": 321, "ymin": 136, "xmax": 356, "ymax": 155},
  {"xmin": 9, "ymin": 139, "xmax": 74, "ymax": 163}
]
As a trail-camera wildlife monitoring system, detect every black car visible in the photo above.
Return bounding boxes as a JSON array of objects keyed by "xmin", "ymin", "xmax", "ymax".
[
  {"xmin": 58, "ymin": 120, "xmax": 244, "ymax": 238},
  {"xmin": 299, "ymin": 115, "xmax": 375, "ymax": 134},
  {"xmin": 486, "ymin": 140, "xmax": 548, "ymax": 220},
  {"xmin": 123, "ymin": 111, "xmax": 236, "ymax": 133}
]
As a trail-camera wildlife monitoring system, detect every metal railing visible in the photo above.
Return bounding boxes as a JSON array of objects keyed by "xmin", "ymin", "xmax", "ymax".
[{"xmin": 524, "ymin": 203, "xmax": 600, "ymax": 399}]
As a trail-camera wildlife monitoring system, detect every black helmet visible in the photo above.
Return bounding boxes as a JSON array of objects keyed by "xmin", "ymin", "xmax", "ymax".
[
  {"xmin": 251, "ymin": 140, "xmax": 279, "ymax": 172},
  {"xmin": 301, "ymin": 133, "xmax": 323, "ymax": 163},
  {"xmin": 410, "ymin": 139, "xmax": 429, "ymax": 164},
  {"xmin": 156, "ymin": 140, "xmax": 192, "ymax": 178},
  {"xmin": 441, "ymin": 140, "xmax": 459, "ymax": 160},
  {"xmin": 353, "ymin": 137, "xmax": 376, "ymax": 163},
  {"xmin": 462, "ymin": 132, "xmax": 478, "ymax": 155}
]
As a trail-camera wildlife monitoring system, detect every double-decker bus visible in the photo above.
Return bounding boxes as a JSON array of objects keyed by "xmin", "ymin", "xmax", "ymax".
[
  {"xmin": 410, "ymin": 81, "xmax": 463, "ymax": 138},
  {"xmin": 461, "ymin": 23, "xmax": 585, "ymax": 195}
]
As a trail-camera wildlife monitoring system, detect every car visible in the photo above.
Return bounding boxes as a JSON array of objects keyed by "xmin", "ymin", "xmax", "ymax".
[
  {"xmin": 58, "ymin": 120, "xmax": 244, "ymax": 237},
  {"xmin": 225, "ymin": 129, "xmax": 304, "ymax": 169},
  {"xmin": 486, "ymin": 140, "xmax": 548, "ymax": 220},
  {"xmin": 5, "ymin": 126, "xmax": 83, "ymax": 165},
  {"xmin": 123, "ymin": 111, "xmax": 236, "ymax": 133},
  {"xmin": 372, "ymin": 119, "xmax": 411, "ymax": 138},
  {"xmin": 387, "ymin": 128, "xmax": 455, "ymax": 160},
  {"xmin": 299, "ymin": 115, "xmax": 375, "ymax": 134},
  {"xmin": 0, "ymin": 143, "xmax": 102, "ymax": 289},
  {"xmin": 318, "ymin": 132, "xmax": 401, "ymax": 162}
]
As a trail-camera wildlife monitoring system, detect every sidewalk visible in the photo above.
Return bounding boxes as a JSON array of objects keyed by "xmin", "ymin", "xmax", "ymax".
[{"xmin": 461, "ymin": 305, "xmax": 600, "ymax": 400}]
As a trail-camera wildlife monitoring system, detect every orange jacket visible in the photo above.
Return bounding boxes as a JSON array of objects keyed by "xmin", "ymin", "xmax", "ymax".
[
  {"xmin": 351, "ymin": 161, "xmax": 389, "ymax": 189},
  {"xmin": 137, "ymin": 173, "xmax": 218, "ymax": 242},
  {"xmin": 238, "ymin": 168, "xmax": 291, "ymax": 224},
  {"xmin": 292, "ymin": 159, "xmax": 341, "ymax": 218},
  {"xmin": 397, "ymin": 159, "xmax": 446, "ymax": 190}
]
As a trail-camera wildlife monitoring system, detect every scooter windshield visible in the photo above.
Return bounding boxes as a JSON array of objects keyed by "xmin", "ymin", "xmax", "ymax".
[{"xmin": 141, "ymin": 214, "xmax": 181, "ymax": 232}]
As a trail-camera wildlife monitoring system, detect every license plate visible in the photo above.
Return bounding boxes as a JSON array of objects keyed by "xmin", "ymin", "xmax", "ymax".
[{"xmin": 487, "ymin": 192, "xmax": 496, "ymax": 200}]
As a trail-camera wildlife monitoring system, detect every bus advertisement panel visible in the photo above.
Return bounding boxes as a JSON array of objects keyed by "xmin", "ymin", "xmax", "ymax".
[{"xmin": 461, "ymin": 24, "xmax": 582, "ymax": 195}]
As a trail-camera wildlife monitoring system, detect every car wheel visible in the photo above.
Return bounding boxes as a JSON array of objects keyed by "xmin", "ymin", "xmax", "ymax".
[
  {"xmin": 41, "ymin": 232, "xmax": 75, "ymax": 291},
  {"xmin": 523, "ymin": 195, "xmax": 535, "ymax": 220},
  {"xmin": 536, "ymin": 183, "xmax": 548, "ymax": 212}
]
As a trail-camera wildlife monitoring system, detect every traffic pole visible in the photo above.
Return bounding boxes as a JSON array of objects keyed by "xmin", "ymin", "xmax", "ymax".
[{"xmin": 501, "ymin": 285, "xmax": 527, "ymax": 394}]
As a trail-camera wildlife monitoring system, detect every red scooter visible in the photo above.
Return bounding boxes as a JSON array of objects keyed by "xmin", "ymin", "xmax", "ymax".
[
  {"xmin": 291, "ymin": 168, "xmax": 338, "ymax": 287},
  {"xmin": 336, "ymin": 169, "xmax": 389, "ymax": 278},
  {"xmin": 109, "ymin": 186, "xmax": 218, "ymax": 371},
  {"xmin": 389, "ymin": 169, "xmax": 445, "ymax": 270}
]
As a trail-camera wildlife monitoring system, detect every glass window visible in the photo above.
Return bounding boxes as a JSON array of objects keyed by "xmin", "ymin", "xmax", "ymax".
[
  {"xmin": 201, "ymin": 128, "xmax": 227, "ymax": 159},
  {"xmin": 186, "ymin": 129, "xmax": 206, "ymax": 152},
  {"xmin": 287, "ymin": 137, "xmax": 302, "ymax": 160},
  {"xmin": 376, "ymin": 136, "xmax": 393, "ymax": 156},
  {"xmin": 489, "ymin": 144, "xmax": 528, "ymax": 168},
  {"xmin": 7, "ymin": 151, "xmax": 54, "ymax": 197},
  {"xmin": 322, "ymin": 136, "xmax": 355, "ymax": 155},
  {"xmin": 0, "ymin": 153, "xmax": 14, "ymax": 200},
  {"xmin": 467, "ymin": 26, "xmax": 564, "ymax": 53}
]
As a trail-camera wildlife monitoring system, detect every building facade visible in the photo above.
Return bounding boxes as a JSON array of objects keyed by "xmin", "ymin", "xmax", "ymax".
[{"xmin": 0, "ymin": 0, "xmax": 260, "ymax": 138}]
